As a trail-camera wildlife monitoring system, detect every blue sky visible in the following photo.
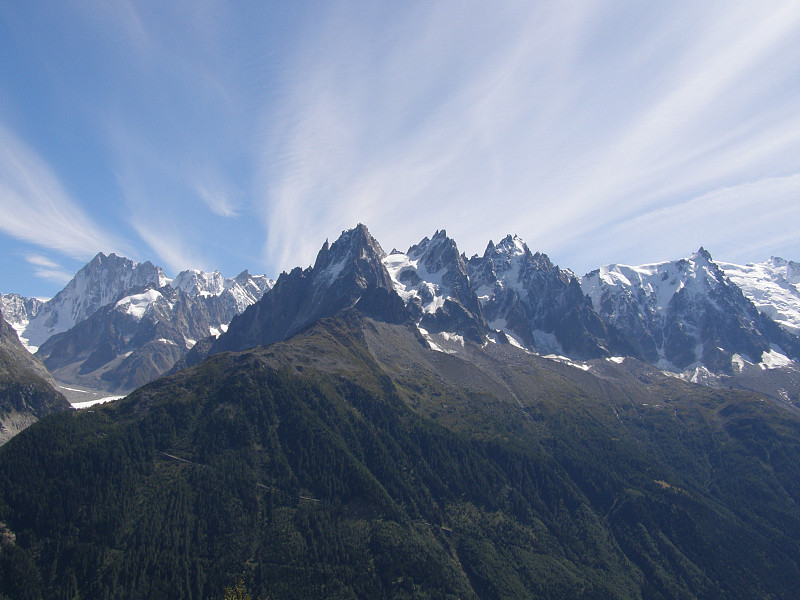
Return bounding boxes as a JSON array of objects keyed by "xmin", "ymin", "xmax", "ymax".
[{"xmin": 2, "ymin": 1, "xmax": 800, "ymax": 298}]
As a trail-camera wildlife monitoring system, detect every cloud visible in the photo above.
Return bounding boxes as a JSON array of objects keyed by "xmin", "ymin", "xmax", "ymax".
[
  {"xmin": 23, "ymin": 254, "xmax": 74, "ymax": 285},
  {"xmin": 106, "ymin": 118, "xmax": 234, "ymax": 274},
  {"xmin": 129, "ymin": 217, "xmax": 205, "ymax": 276},
  {"xmin": 254, "ymin": 0, "xmax": 800, "ymax": 274},
  {"xmin": 563, "ymin": 173, "xmax": 800, "ymax": 273},
  {"xmin": 114, "ymin": 160, "xmax": 210, "ymax": 275},
  {"xmin": 25, "ymin": 254, "xmax": 61, "ymax": 269},
  {"xmin": 191, "ymin": 171, "xmax": 241, "ymax": 218},
  {"xmin": 0, "ymin": 122, "xmax": 128, "ymax": 259}
]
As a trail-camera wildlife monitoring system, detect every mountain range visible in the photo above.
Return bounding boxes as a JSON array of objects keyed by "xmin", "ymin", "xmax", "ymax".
[
  {"xmin": 1, "ymin": 224, "xmax": 800, "ymax": 598},
  {"xmin": 2, "ymin": 254, "xmax": 273, "ymax": 396},
  {"xmin": 2, "ymin": 226, "xmax": 799, "ymax": 410}
]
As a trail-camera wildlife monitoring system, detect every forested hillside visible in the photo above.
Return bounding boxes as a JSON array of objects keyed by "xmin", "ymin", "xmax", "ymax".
[{"xmin": 1, "ymin": 313, "xmax": 800, "ymax": 598}]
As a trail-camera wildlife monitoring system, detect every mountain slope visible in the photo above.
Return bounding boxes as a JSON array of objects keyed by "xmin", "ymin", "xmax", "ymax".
[
  {"xmin": 467, "ymin": 235, "xmax": 632, "ymax": 358},
  {"xmin": 18, "ymin": 253, "xmax": 166, "ymax": 352},
  {"xmin": 212, "ymin": 223, "xmax": 394, "ymax": 355},
  {"xmin": 0, "ymin": 293, "xmax": 45, "ymax": 343},
  {"xmin": 582, "ymin": 248, "xmax": 800, "ymax": 372},
  {"xmin": 719, "ymin": 256, "xmax": 800, "ymax": 335},
  {"xmin": 35, "ymin": 269, "xmax": 274, "ymax": 394},
  {"xmin": 0, "ymin": 315, "xmax": 71, "ymax": 444},
  {"xmin": 383, "ymin": 230, "xmax": 486, "ymax": 345},
  {"xmin": 2, "ymin": 311, "xmax": 800, "ymax": 598}
]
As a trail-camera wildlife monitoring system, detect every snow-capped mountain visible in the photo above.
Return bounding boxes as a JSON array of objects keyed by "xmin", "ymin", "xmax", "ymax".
[
  {"xmin": 14, "ymin": 253, "xmax": 166, "ymax": 352},
  {"xmin": 172, "ymin": 269, "xmax": 273, "ymax": 315},
  {"xmin": 212, "ymin": 226, "xmax": 631, "ymax": 362},
  {"xmin": 467, "ymin": 235, "xmax": 631, "ymax": 358},
  {"xmin": 1, "ymin": 254, "xmax": 274, "ymax": 393},
  {"xmin": 0, "ymin": 293, "xmax": 45, "ymax": 343},
  {"xmin": 37, "ymin": 284, "xmax": 241, "ymax": 393},
  {"xmin": 582, "ymin": 248, "xmax": 800, "ymax": 373},
  {"xmin": 4, "ymin": 225, "xmax": 798, "ymax": 401},
  {"xmin": 171, "ymin": 268, "xmax": 274, "ymax": 330},
  {"xmin": 384, "ymin": 230, "xmax": 486, "ymax": 345},
  {"xmin": 718, "ymin": 257, "xmax": 800, "ymax": 335}
]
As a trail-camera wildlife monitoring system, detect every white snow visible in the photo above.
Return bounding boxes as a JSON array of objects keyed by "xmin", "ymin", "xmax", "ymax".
[
  {"xmin": 719, "ymin": 257, "xmax": 800, "ymax": 335},
  {"xmin": 505, "ymin": 334, "xmax": 527, "ymax": 350},
  {"xmin": 606, "ymin": 356, "xmax": 626, "ymax": 364},
  {"xmin": 760, "ymin": 347, "xmax": 793, "ymax": 369},
  {"xmin": 532, "ymin": 330, "xmax": 563, "ymax": 355},
  {"xmin": 583, "ymin": 261, "xmax": 693, "ymax": 317},
  {"xmin": 18, "ymin": 254, "xmax": 165, "ymax": 348},
  {"xmin": 116, "ymin": 289, "xmax": 163, "ymax": 319},
  {"xmin": 58, "ymin": 385, "xmax": 92, "ymax": 393},
  {"xmin": 71, "ymin": 395, "xmax": 125, "ymax": 409},
  {"xmin": 440, "ymin": 332, "xmax": 465, "ymax": 346},
  {"xmin": 543, "ymin": 354, "xmax": 591, "ymax": 371},
  {"xmin": 383, "ymin": 252, "xmax": 445, "ymax": 314}
]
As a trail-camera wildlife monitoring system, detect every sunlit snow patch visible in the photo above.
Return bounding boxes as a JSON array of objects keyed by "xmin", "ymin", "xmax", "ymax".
[
  {"xmin": 115, "ymin": 289, "xmax": 163, "ymax": 319},
  {"xmin": 760, "ymin": 348, "xmax": 793, "ymax": 369},
  {"xmin": 71, "ymin": 396, "xmax": 125, "ymax": 409},
  {"xmin": 543, "ymin": 354, "xmax": 591, "ymax": 371}
]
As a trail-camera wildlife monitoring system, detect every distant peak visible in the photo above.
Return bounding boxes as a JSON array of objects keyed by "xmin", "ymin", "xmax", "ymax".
[
  {"xmin": 489, "ymin": 234, "xmax": 531, "ymax": 259},
  {"xmin": 407, "ymin": 230, "xmax": 461, "ymax": 265},
  {"xmin": 82, "ymin": 252, "xmax": 138, "ymax": 274},
  {"xmin": 89, "ymin": 251, "xmax": 110, "ymax": 263},
  {"xmin": 693, "ymin": 246, "xmax": 713, "ymax": 262},
  {"xmin": 314, "ymin": 224, "xmax": 385, "ymax": 271}
]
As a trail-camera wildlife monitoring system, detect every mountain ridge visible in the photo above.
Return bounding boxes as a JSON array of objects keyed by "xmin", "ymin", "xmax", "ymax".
[{"xmin": 2, "ymin": 227, "xmax": 799, "ymax": 406}]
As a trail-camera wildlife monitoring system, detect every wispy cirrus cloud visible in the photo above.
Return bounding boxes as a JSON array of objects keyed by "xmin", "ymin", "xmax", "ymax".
[
  {"xmin": 191, "ymin": 170, "xmax": 241, "ymax": 218},
  {"xmin": 575, "ymin": 173, "xmax": 800, "ymax": 272},
  {"xmin": 4, "ymin": 0, "xmax": 799, "ymax": 296},
  {"xmin": 0, "ymin": 122, "xmax": 128, "ymax": 259},
  {"xmin": 256, "ymin": 0, "xmax": 800, "ymax": 274},
  {"xmin": 23, "ymin": 254, "xmax": 73, "ymax": 285}
]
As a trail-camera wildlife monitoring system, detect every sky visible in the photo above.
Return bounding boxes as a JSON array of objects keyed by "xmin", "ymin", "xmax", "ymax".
[{"xmin": 2, "ymin": 1, "xmax": 800, "ymax": 298}]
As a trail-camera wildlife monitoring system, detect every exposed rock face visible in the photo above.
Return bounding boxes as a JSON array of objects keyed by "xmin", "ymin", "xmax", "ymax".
[
  {"xmin": 468, "ymin": 235, "xmax": 631, "ymax": 358},
  {"xmin": 213, "ymin": 224, "xmax": 397, "ymax": 354},
  {"xmin": 0, "ymin": 315, "xmax": 71, "ymax": 444},
  {"xmin": 0, "ymin": 293, "xmax": 45, "ymax": 340},
  {"xmin": 384, "ymin": 230, "xmax": 486, "ymax": 344}
]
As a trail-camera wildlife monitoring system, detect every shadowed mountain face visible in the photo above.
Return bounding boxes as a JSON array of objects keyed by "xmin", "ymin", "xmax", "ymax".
[
  {"xmin": 0, "ymin": 316, "xmax": 71, "ymax": 444},
  {"xmin": 2, "ymin": 310, "xmax": 800, "ymax": 598},
  {"xmin": 212, "ymin": 223, "xmax": 394, "ymax": 355}
]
